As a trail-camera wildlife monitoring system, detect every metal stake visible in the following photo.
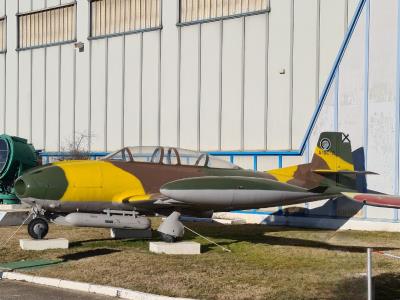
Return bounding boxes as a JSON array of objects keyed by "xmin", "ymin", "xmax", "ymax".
[{"xmin": 367, "ymin": 247, "xmax": 373, "ymax": 300}]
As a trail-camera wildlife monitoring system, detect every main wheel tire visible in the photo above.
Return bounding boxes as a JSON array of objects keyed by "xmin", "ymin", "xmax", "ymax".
[
  {"xmin": 160, "ymin": 232, "xmax": 177, "ymax": 243},
  {"xmin": 28, "ymin": 218, "xmax": 49, "ymax": 240}
]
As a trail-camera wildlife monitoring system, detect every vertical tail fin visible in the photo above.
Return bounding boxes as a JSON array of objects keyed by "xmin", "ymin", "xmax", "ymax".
[{"xmin": 311, "ymin": 132, "xmax": 354, "ymax": 172}]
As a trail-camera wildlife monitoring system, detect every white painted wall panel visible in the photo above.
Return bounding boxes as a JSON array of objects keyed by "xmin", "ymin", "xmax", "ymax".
[
  {"xmin": 124, "ymin": 34, "xmax": 141, "ymax": 147},
  {"xmin": 319, "ymin": 0, "xmax": 346, "ymax": 91},
  {"xmin": 5, "ymin": 0, "xmax": 18, "ymax": 136},
  {"xmin": 30, "ymin": 0, "xmax": 46, "ymax": 147},
  {"xmin": 338, "ymin": 8, "xmax": 365, "ymax": 150},
  {"xmin": 0, "ymin": 0, "xmax": 5, "ymax": 16},
  {"xmin": 367, "ymin": 206, "xmax": 394, "ymax": 221},
  {"xmin": 267, "ymin": 0, "xmax": 291, "ymax": 150},
  {"xmin": 282, "ymin": 155, "xmax": 306, "ymax": 168},
  {"xmin": 31, "ymin": 49, "xmax": 45, "ymax": 149},
  {"xmin": 179, "ymin": 25, "xmax": 199, "ymax": 150},
  {"xmin": 257, "ymin": 156, "xmax": 279, "ymax": 171},
  {"xmin": 18, "ymin": 0, "xmax": 31, "ymax": 13},
  {"xmin": 141, "ymin": 30, "xmax": 160, "ymax": 146},
  {"xmin": 292, "ymin": 0, "xmax": 318, "ymax": 149},
  {"xmin": 107, "ymin": 36, "xmax": 124, "ymax": 151},
  {"xmin": 200, "ymin": 21, "xmax": 220, "ymax": 151},
  {"xmin": 309, "ymin": 85, "xmax": 335, "ymax": 154},
  {"xmin": 244, "ymin": 14, "xmax": 266, "ymax": 150},
  {"xmin": 221, "ymin": 18, "xmax": 243, "ymax": 150},
  {"xmin": 59, "ymin": 45, "xmax": 75, "ymax": 150},
  {"xmin": 235, "ymin": 156, "xmax": 254, "ymax": 170},
  {"xmin": 74, "ymin": 0, "xmax": 90, "ymax": 139},
  {"xmin": 367, "ymin": 0, "xmax": 397, "ymax": 196},
  {"xmin": 0, "ymin": 0, "xmax": 362, "ymax": 156},
  {"xmin": 18, "ymin": 51, "xmax": 31, "ymax": 141},
  {"xmin": 47, "ymin": 0, "xmax": 61, "ymax": 8},
  {"xmin": 308, "ymin": 0, "xmax": 346, "ymax": 165},
  {"xmin": 90, "ymin": 39, "xmax": 106, "ymax": 151},
  {"xmin": 348, "ymin": 0, "xmax": 359, "ymax": 23},
  {"xmin": 32, "ymin": 0, "xmax": 46, "ymax": 10},
  {"xmin": 45, "ymin": 46, "xmax": 60, "ymax": 150},
  {"xmin": 160, "ymin": 0, "xmax": 179, "ymax": 147},
  {"xmin": 0, "ymin": 55, "xmax": 5, "ymax": 133}
]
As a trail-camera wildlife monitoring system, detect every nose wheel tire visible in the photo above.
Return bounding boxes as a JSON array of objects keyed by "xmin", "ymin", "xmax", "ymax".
[
  {"xmin": 28, "ymin": 218, "xmax": 49, "ymax": 240},
  {"xmin": 160, "ymin": 232, "xmax": 178, "ymax": 243}
]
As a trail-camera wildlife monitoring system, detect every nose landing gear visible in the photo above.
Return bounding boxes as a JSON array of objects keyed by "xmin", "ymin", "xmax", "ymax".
[
  {"xmin": 157, "ymin": 211, "xmax": 184, "ymax": 243},
  {"xmin": 27, "ymin": 218, "xmax": 49, "ymax": 239}
]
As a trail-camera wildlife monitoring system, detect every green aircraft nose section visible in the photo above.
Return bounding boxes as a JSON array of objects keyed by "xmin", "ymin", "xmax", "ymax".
[{"xmin": 15, "ymin": 165, "xmax": 68, "ymax": 200}]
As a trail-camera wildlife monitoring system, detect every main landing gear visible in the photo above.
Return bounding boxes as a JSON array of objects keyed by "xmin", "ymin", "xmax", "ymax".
[
  {"xmin": 28, "ymin": 217, "xmax": 49, "ymax": 239},
  {"xmin": 157, "ymin": 211, "xmax": 185, "ymax": 243}
]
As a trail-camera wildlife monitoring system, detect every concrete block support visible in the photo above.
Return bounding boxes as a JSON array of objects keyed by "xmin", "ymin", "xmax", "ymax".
[
  {"xmin": 19, "ymin": 238, "xmax": 69, "ymax": 251},
  {"xmin": 149, "ymin": 241, "xmax": 201, "ymax": 255}
]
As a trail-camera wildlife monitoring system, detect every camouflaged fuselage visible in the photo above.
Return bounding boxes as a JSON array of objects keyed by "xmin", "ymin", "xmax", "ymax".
[{"xmin": 15, "ymin": 132, "xmax": 361, "ymax": 214}]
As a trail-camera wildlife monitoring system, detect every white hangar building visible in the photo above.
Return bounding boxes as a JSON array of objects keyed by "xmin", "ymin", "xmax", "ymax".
[{"xmin": 0, "ymin": 0, "xmax": 399, "ymax": 229}]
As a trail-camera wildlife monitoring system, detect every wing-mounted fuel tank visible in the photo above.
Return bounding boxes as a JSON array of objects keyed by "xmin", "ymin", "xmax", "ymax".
[
  {"xmin": 160, "ymin": 176, "xmax": 313, "ymax": 209},
  {"xmin": 55, "ymin": 210, "xmax": 151, "ymax": 230}
]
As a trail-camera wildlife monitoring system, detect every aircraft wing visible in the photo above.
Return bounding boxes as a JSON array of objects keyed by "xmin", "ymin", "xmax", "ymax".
[{"xmin": 342, "ymin": 192, "xmax": 400, "ymax": 208}]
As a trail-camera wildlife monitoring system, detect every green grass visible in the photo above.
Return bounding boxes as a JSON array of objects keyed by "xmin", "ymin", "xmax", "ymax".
[{"xmin": 1, "ymin": 219, "xmax": 400, "ymax": 299}]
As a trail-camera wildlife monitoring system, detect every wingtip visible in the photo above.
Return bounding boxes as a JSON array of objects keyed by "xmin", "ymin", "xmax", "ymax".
[{"xmin": 341, "ymin": 192, "xmax": 400, "ymax": 208}]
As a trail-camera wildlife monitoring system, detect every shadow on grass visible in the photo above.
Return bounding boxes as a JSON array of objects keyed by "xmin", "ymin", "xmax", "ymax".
[
  {"xmin": 183, "ymin": 223, "xmax": 399, "ymax": 253},
  {"xmin": 67, "ymin": 222, "xmax": 398, "ymax": 254},
  {"xmin": 333, "ymin": 275, "xmax": 367, "ymax": 300},
  {"xmin": 69, "ymin": 230, "xmax": 159, "ymax": 248},
  {"xmin": 333, "ymin": 272, "xmax": 400, "ymax": 300},
  {"xmin": 70, "ymin": 239, "xmax": 117, "ymax": 248},
  {"xmin": 59, "ymin": 248, "xmax": 121, "ymax": 262},
  {"xmin": 374, "ymin": 272, "xmax": 400, "ymax": 300}
]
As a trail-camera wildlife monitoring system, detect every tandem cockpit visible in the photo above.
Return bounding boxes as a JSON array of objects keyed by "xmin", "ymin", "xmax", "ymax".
[{"xmin": 102, "ymin": 146, "xmax": 241, "ymax": 170}]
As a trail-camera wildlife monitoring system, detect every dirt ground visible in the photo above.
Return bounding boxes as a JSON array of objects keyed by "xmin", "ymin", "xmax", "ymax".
[{"xmin": 1, "ymin": 219, "xmax": 400, "ymax": 300}]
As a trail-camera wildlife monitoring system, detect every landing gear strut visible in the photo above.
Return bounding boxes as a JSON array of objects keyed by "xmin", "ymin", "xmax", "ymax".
[
  {"xmin": 28, "ymin": 218, "xmax": 49, "ymax": 239},
  {"xmin": 157, "ymin": 211, "xmax": 184, "ymax": 243}
]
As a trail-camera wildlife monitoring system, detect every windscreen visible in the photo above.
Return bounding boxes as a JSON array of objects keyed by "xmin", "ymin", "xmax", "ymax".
[{"xmin": 0, "ymin": 139, "xmax": 9, "ymax": 174}]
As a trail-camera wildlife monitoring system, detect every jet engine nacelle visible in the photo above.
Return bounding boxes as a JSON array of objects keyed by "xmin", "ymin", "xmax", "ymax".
[{"xmin": 62, "ymin": 212, "xmax": 151, "ymax": 230}]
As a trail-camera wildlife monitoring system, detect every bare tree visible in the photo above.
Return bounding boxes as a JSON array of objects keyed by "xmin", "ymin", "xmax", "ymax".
[{"xmin": 60, "ymin": 132, "xmax": 92, "ymax": 160}]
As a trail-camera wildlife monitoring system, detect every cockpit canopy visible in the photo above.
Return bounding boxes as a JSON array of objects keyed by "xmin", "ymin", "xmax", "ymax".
[{"xmin": 103, "ymin": 146, "xmax": 241, "ymax": 170}]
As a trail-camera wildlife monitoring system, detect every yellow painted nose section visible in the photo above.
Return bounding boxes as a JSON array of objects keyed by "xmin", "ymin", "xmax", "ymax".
[{"xmin": 53, "ymin": 161, "xmax": 150, "ymax": 202}]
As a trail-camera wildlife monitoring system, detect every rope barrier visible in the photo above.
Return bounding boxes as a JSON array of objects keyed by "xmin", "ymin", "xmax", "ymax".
[
  {"xmin": 183, "ymin": 225, "xmax": 231, "ymax": 252},
  {"xmin": 373, "ymin": 250, "xmax": 400, "ymax": 260}
]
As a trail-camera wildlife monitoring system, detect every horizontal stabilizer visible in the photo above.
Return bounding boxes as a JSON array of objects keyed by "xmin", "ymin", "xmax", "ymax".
[
  {"xmin": 342, "ymin": 192, "xmax": 400, "ymax": 208},
  {"xmin": 312, "ymin": 170, "xmax": 378, "ymax": 175}
]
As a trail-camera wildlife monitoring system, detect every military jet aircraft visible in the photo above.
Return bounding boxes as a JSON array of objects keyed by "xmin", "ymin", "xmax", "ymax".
[{"xmin": 14, "ymin": 132, "xmax": 388, "ymax": 242}]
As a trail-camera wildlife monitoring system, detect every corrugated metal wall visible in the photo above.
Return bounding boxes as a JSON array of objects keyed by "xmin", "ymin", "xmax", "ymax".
[
  {"xmin": 0, "ymin": 0, "xmax": 357, "ymax": 154},
  {"xmin": 2, "ymin": 0, "xmax": 400, "ymax": 224}
]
